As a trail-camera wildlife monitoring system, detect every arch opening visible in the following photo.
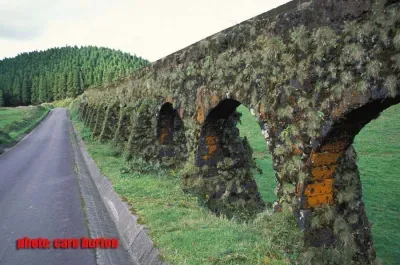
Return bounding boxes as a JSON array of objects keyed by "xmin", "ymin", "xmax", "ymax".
[
  {"xmin": 115, "ymin": 106, "xmax": 131, "ymax": 144},
  {"xmin": 354, "ymin": 103, "xmax": 400, "ymax": 264},
  {"xmin": 303, "ymin": 96, "xmax": 400, "ymax": 264},
  {"xmin": 108, "ymin": 105, "xmax": 120, "ymax": 130},
  {"xmin": 100, "ymin": 104, "xmax": 120, "ymax": 141},
  {"xmin": 196, "ymin": 99, "xmax": 241, "ymax": 168},
  {"xmin": 192, "ymin": 99, "xmax": 276, "ymax": 219},
  {"xmin": 236, "ymin": 105, "xmax": 277, "ymax": 204},
  {"xmin": 92, "ymin": 104, "xmax": 105, "ymax": 137},
  {"xmin": 156, "ymin": 102, "xmax": 187, "ymax": 167}
]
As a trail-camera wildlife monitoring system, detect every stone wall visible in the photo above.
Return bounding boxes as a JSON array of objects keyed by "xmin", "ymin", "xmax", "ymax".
[{"xmin": 78, "ymin": 0, "xmax": 400, "ymax": 263}]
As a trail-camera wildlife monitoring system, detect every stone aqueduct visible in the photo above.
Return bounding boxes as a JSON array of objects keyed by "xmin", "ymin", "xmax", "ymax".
[{"xmin": 78, "ymin": 0, "xmax": 400, "ymax": 263}]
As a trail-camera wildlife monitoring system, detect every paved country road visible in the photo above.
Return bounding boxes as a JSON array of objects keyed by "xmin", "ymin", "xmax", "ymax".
[{"xmin": 0, "ymin": 108, "xmax": 96, "ymax": 265}]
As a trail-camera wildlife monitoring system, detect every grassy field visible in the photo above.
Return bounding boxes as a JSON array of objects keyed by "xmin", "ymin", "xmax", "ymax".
[
  {"xmin": 236, "ymin": 104, "xmax": 400, "ymax": 264},
  {"xmin": 355, "ymin": 104, "xmax": 400, "ymax": 264},
  {"xmin": 236, "ymin": 106, "xmax": 276, "ymax": 204},
  {"xmin": 0, "ymin": 106, "xmax": 50, "ymax": 148},
  {"xmin": 69, "ymin": 101, "xmax": 303, "ymax": 265}
]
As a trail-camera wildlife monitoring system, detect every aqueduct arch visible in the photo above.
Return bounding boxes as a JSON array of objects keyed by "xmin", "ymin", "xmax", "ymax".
[
  {"xmin": 78, "ymin": 0, "xmax": 400, "ymax": 262},
  {"xmin": 299, "ymin": 96, "xmax": 400, "ymax": 263},
  {"xmin": 196, "ymin": 99, "xmax": 242, "ymax": 167},
  {"xmin": 156, "ymin": 102, "xmax": 188, "ymax": 166},
  {"xmin": 99, "ymin": 102, "xmax": 120, "ymax": 141},
  {"xmin": 192, "ymin": 98, "xmax": 267, "ymax": 218}
]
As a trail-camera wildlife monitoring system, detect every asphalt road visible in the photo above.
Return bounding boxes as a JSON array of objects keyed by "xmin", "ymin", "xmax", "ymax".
[{"xmin": 0, "ymin": 108, "xmax": 96, "ymax": 265}]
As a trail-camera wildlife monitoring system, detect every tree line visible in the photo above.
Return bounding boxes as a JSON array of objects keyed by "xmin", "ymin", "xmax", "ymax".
[{"xmin": 0, "ymin": 46, "xmax": 149, "ymax": 107}]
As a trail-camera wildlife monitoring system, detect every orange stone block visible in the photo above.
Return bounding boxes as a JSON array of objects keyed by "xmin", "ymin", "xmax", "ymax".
[
  {"xmin": 304, "ymin": 178, "xmax": 334, "ymax": 197},
  {"xmin": 306, "ymin": 193, "xmax": 334, "ymax": 207},
  {"xmin": 211, "ymin": 94, "xmax": 220, "ymax": 106},
  {"xmin": 311, "ymin": 151, "xmax": 343, "ymax": 167},
  {"xmin": 293, "ymin": 147, "xmax": 302, "ymax": 155},
  {"xmin": 160, "ymin": 128, "xmax": 168, "ymax": 144},
  {"xmin": 197, "ymin": 105, "xmax": 205, "ymax": 124},
  {"xmin": 202, "ymin": 135, "xmax": 218, "ymax": 160},
  {"xmin": 304, "ymin": 178, "xmax": 335, "ymax": 207},
  {"xmin": 311, "ymin": 165, "xmax": 337, "ymax": 180}
]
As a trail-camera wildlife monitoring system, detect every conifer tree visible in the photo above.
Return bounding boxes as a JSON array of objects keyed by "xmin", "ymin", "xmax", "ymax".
[
  {"xmin": 0, "ymin": 46, "xmax": 149, "ymax": 106},
  {"xmin": 0, "ymin": 90, "xmax": 4, "ymax": 107},
  {"xmin": 12, "ymin": 77, "xmax": 21, "ymax": 105},
  {"xmin": 38, "ymin": 75, "xmax": 47, "ymax": 103},
  {"xmin": 21, "ymin": 76, "xmax": 31, "ymax": 105},
  {"xmin": 30, "ymin": 76, "xmax": 39, "ymax": 104}
]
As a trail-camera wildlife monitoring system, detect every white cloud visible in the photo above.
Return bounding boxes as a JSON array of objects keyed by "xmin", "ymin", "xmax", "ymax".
[{"xmin": 0, "ymin": 0, "xmax": 291, "ymax": 62}]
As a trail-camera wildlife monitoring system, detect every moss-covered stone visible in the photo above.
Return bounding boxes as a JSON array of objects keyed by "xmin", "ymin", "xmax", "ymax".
[{"xmin": 77, "ymin": 1, "xmax": 400, "ymax": 262}]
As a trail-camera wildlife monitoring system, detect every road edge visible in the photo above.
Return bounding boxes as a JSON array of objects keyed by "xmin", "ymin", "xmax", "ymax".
[{"xmin": 68, "ymin": 114, "xmax": 165, "ymax": 265}]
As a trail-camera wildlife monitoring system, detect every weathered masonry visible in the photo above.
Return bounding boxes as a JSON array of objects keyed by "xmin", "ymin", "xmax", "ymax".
[{"xmin": 78, "ymin": 0, "xmax": 400, "ymax": 263}]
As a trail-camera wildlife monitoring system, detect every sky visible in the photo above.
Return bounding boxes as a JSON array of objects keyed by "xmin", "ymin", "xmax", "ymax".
[{"xmin": 0, "ymin": 0, "xmax": 291, "ymax": 62}]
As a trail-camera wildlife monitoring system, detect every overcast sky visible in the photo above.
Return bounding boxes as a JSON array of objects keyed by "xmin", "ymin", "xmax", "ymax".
[{"xmin": 0, "ymin": 0, "xmax": 291, "ymax": 62}]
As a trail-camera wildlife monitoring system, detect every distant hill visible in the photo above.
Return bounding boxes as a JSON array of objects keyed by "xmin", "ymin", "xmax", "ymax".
[{"xmin": 0, "ymin": 46, "xmax": 150, "ymax": 107}]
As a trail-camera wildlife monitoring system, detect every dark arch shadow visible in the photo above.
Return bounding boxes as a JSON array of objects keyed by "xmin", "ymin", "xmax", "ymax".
[
  {"xmin": 108, "ymin": 104, "xmax": 120, "ymax": 130},
  {"xmin": 196, "ymin": 99, "xmax": 241, "ymax": 168},
  {"xmin": 156, "ymin": 102, "xmax": 187, "ymax": 166},
  {"xmin": 320, "ymin": 96, "xmax": 400, "ymax": 151},
  {"xmin": 193, "ymin": 98, "xmax": 274, "ymax": 219},
  {"xmin": 100, "ymin": 103, "xmax": 120, "ymax": 141}
]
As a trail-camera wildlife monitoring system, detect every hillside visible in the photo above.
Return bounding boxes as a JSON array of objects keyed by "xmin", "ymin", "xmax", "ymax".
[{"xmin": 0, "ymin": 46, "xmax": 149, "ymax": 107}]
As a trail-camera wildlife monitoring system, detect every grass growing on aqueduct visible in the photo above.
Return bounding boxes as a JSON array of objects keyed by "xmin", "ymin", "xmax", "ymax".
[{"xmin": 69, "ymin": 100, "xmax": 399, "ymax": 264}]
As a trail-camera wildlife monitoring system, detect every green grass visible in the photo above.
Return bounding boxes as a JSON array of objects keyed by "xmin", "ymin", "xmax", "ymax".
[
  {"xmin": 53, "ymin": 98, "xmax": 75, "ymax": 108},
  {"xmin": 354, "ymin": 104, "xmax": 400, "ymax": 265},
  {"xmin": 70, "ymin": 101, "xmax": 303, "ymax": 265},
  {"xmin": 236, "ymin": 105, "xmax": 276, "ymax": 204},
  {"xmin": 0, "ymin": 106, "xmax": 50, "ymax": 146},
  {"xmin": 237, "ymin": 104, "xmax": 400, "ymax": 264}
]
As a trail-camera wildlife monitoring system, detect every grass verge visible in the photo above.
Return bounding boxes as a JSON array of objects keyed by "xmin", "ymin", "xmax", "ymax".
[
  {"xmin": 0, "ymin": 105, "xmax": 50, "ymax": 150},
  {"xmin": 53, "ymin": 98, "xmax": 75, "ymax": 108}
]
